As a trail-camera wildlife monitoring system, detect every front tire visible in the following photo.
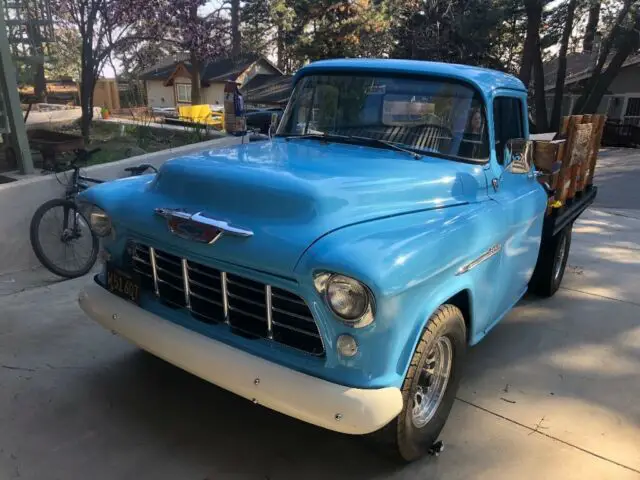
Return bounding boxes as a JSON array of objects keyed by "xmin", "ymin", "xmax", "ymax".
[
  {"xmin": 374, "ymin": 304, "xmax": 466, "ymax": 462},
  {"xmin": 30, "ymin": 198, "xmax": 99, "ymax": 278}
]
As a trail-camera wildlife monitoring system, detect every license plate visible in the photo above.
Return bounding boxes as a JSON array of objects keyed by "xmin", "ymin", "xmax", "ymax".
[{"xmin": 106, "ymin": 265, "xmax": 141, "ymax": 304}]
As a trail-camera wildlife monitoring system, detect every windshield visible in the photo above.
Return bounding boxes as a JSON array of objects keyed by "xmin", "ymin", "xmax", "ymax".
[{"xmin": 277, "ymin": 73, "xmax": 489, "ymax": 162}]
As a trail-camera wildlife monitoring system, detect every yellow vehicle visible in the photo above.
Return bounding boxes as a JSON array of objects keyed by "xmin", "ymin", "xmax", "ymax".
[{"xmin": 177, "ymin": 105, "xmax": 224, "ymax": 129}]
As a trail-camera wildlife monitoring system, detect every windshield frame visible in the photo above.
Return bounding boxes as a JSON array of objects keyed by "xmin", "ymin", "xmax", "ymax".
[{"xmin": 276, "ymin": 70, "xmax": 491, "ymax": 165}]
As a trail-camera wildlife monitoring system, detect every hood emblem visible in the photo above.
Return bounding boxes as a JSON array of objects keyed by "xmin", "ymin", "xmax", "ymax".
[{"xmin": 154, "ymin": 208, "xmax": 253, "ymax": 244}]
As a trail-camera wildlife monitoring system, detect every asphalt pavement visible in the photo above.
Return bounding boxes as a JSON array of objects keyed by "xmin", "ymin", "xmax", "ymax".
[{"xmin": 0, "ymin": 148, "xmax": 639, "ymax": 479}]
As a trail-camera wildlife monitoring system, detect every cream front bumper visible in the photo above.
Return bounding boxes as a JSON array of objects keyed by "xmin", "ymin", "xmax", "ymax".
[{"xmin": 78, "ymin": 281, "xmax": 403, "ymax": 435}]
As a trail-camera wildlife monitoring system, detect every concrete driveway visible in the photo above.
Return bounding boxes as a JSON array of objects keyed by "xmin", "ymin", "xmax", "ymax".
[{"xmin": 1, "ymin": 149, "xmax": 639, "ymax": 479}]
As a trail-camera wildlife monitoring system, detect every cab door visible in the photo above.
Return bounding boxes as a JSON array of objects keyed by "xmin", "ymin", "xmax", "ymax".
[{"xmin": 487, "ymin": 94, "xmax": 547, "ymax": 320}]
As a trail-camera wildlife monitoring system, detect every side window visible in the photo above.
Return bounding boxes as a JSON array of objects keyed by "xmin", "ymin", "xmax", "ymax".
[{"xmin": 493, "ymin": 97, "xmax": 524, "ymax": 163}]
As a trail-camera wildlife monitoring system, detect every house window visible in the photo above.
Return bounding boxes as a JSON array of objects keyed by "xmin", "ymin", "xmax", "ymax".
[
  {"xmin": 176, "ymin": 83, "xmax": 191, "ymax": 104},
  {"xmin": 624, "ymin": 97, "xmax": 640, "ymax": 125}
]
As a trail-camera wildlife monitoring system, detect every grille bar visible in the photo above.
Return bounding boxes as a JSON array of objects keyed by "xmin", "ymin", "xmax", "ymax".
[
  {"xmin": 272, "ymin": 306, "xmax": 315, "ymax": 323},
  {"xmin": 227, "ymin": 278, "xmax": 263, "ymax": 294},
  {"xmin": 189, "ymin": 291, "xmax": 224, "ymax": 307},
  {"xmin": 265, "ymin": 285, "xmax": 273, "ymax": 339},
  {"xmin": 272, "ymin": 320, "xmax": 321, "ymax": 338},
  {"xmin": 189, "ymin": 278, "xmax": 221, "ymax": 293},
  {"xmin": 188, "ymin": 265, "xmax": 220, "ymax": 280},
  {"xmin": 221, "ymin": 271, "xmax": 229, "ymax": 323},
  {"xmin": 272, "ymin": 292, "xmax": 306, "ymax": 306},
  {"xmin": 133, "ymin": 244, "xmax": 324, "ymax": 355},
  {"xmin": 181, "ymin": 259, "xmax": 191, "ymax": 309},
  {"xmin": 149, "ymin": 247, "xmax": 160, "ymax": 296}
]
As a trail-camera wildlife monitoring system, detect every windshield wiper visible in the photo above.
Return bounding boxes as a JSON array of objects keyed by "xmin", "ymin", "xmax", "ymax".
[
  {"xmin": 277, "ymin": 132, "xmax": 347, "ymax": 142},
  {"xmin": 277, "ymin": 132, "xmax": 422, "ymax": 160},
  {"xmin": 348, "ymin": 135, "xmax": 423, "ymax": 160}
]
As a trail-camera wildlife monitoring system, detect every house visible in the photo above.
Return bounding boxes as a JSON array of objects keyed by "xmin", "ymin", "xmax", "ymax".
[
  {"xmin": 140, "ymin": 53, "xmax": 283, "ymax": 109},
  {"xmin": 544, "ymin": 50, "xmax": 640, "ymax": 125},
  {"xmin": 240, "ymin": 74, "xmax": 294, "ymax": 108}
]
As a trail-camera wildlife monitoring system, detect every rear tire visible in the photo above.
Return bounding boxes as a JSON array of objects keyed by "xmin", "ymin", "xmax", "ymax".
[
  {"xmin": 372, "ymin": 304, "xmax": 466, "ymax": 462},
  {"xmin": 30, "ymin": 198, "xmax": 99, "ymax": 278},
  {"xmin": 529, "ymin": 223, "xmax": 572, "ymax": 297}
]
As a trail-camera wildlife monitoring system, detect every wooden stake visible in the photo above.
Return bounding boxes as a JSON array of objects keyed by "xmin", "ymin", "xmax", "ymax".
[{"xmin": 586, "ymin": 115, "xmax": 606, "ymax": 187}]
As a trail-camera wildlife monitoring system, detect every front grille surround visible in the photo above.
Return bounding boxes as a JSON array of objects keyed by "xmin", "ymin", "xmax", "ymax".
[{"xmin": 130, "ymin": 243, "xmax": 325, "ymax": 356}]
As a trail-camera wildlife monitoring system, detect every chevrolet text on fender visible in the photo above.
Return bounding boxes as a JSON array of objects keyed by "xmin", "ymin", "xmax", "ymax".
[{"xmin": 77, "ymin": 59, "xmax": 597, "ymax": 462}]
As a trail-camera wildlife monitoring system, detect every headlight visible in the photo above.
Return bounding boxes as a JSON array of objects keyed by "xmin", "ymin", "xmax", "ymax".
[
  {"xmin": 314, "ymin": 272, "xmax": 374, "ymax": 328},
  {"xmin": 88, "ymin": 206, "xmax": 112, "ymax": 237}
]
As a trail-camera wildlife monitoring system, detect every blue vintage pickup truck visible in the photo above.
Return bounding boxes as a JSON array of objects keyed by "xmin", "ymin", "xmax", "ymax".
[{"xmin": 78, "ymin": 59, "xmax": 596, "ymax": 461}]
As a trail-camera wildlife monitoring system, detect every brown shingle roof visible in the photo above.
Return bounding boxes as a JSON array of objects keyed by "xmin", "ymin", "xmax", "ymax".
[
  {"xmin": 140, "ymin": 53, "xmax": 263, "ymax": 83},
  {"xmin": 544, "ymin": 51, "xmax": 640, "ymax": 90}
]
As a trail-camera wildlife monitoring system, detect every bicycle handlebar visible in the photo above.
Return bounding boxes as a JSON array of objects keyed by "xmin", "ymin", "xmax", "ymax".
[{"xmin": 124, "ymin": 163, "xmax": 158, "ymax": 175}]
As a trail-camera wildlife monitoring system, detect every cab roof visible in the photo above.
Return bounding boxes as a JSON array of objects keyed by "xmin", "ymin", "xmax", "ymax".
[{"xmin": 295, "ymin": 58, "xmax": 526, "ymax": 94}]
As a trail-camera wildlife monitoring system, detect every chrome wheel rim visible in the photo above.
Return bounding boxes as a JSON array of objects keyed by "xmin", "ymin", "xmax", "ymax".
[
  {"xmin": 553, "ymin": 233, "xmax": 568, "ymax": 283},
  {"xmin": 411, "ymin": 336, "xmax": 453, "ymax": 428}
]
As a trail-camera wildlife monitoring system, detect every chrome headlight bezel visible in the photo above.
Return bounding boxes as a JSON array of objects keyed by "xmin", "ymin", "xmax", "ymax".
[
  {"xmin": 313, "ymin": 272, "xmax": 375, "ymax": 328},
  {"xmin": 87, "ymin": 205, "xmax": 113, "ymax": 237}
]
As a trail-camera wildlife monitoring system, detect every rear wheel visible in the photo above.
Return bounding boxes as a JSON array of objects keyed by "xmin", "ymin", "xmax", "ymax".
[
  {"xmin": 373, "ymin": 304, "xmax": 466, "ymax": 462},
  {"xmin": 529, "ymin": 223, "xmax": 572, "ymax": 297},
  {"xmin": 30, "ymin": 198, "xmax": 99, "ymax": 278}
]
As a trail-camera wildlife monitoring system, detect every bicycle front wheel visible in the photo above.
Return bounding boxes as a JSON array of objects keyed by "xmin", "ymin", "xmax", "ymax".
[{"xmin": 29, "ymin": 198, "xmax": 99, "ymax": 278}]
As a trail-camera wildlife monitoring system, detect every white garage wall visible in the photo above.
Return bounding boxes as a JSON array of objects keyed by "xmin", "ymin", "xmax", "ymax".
[
  {"xmin": 202, "ymin": 84, "xmax": 226, "ymax": 106},
  {"xmin": 146, "ymin": 80, "xmax": 176, "ymax": 108},
  {"xmin": 0, "ymin": 136, "xmax": 244, "ymax": 275}
]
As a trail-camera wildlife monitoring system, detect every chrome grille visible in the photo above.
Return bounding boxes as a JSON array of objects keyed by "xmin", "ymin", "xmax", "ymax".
[{"xmin": 131, "ymin": 243, "xmax": 324, "ymax": 356}]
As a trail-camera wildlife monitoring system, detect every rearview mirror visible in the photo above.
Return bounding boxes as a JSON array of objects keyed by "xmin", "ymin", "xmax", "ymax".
[{"xmin": 504, "ymin": 138, "xmax": 534, "ymax": 174}]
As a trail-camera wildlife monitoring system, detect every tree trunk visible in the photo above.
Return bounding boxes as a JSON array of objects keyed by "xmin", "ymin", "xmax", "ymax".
[
  {"xmin": 80, "ymin": 75, "xmax": 94, "ymax": 141},
  {"xmin": 80, "ymin": 40, "xmax": 95, "ymax": 141},
  {"xmin": 582, "ymin": 0, "xmax": 601, "ymax": 52},
  {"xmin": 573, "ymin": 0, "xmax": 633, "ymax": 113},
  {"xmin": 533, "ymin": 39, "xmax": 548, "ymax": 132},
  {"xmin": 550, "ymin": 0, "xmax": 577, "ymax": 132},
  {"xmin": 580, "ymin": 12, "xmax": 640, "ymax": 114},
  {"xmin": 519, "ymin": 0, "xmax": 543, "ymax": 88},
  {"xmin": 277, "ymin": 26, "xmax": 285, "ymax": 71},
  {"xmin": 231, "ymin": 0, "xmax": 241, "ymax": 56},
  {"xmin": 190, "ymin": 52, "xmax": 202, "ymax": 105},
  {"xmin": 34, "ymin": 62, "xmax": 47, "ymax": 103}
]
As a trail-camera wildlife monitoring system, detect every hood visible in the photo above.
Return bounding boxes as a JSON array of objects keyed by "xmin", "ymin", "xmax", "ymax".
[{"xmin": 86, "ymin": 139, "xmax": 487, "ymax": 276}]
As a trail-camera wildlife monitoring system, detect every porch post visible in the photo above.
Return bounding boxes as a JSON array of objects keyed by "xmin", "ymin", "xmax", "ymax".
[
  {"xmin": 0, "ymin": 4, "xmax": 34, "ymax": 174},
  {"xmin": 620, "ymin": 96, "xmax": 630, "ymax": 124}
]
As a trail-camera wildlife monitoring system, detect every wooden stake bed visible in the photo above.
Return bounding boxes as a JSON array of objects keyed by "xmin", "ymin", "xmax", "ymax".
[
  {"xmin": 543, "ymin": 185, "xmax": 597, "ymax": 239},
  {"xmin": 532, "ymin": 114, "xmax": 605, "ymax": 237}
]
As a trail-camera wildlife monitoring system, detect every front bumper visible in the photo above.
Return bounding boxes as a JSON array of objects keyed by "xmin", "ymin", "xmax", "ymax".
[{"xmin": 78, "ymin": 281, "xmax": 403, "ymax": 435}]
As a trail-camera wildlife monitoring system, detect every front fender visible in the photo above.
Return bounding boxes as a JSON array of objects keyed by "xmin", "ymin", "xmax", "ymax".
[
  {"xmin": 77, "ymin": 175, "xmax": 156, "ymax": 266},
  {"xmin": 77, "ymin": 174, "xmax": 154, "ymax": 213},
  {"xmin": 296, "ymin": 201, "xmax": 503, "ymax": 388}
]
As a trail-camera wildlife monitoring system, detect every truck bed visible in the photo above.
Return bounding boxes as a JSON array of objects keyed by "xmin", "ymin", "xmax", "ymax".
[{"xmin": 542, "ymin": 185, "xmax": 597, "ymax": 239}]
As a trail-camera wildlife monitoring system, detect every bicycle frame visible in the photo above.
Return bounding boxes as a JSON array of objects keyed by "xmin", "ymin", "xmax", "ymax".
[{"xmin": 65, "ymin": 166, "xmax": 104, "ymax": 200}]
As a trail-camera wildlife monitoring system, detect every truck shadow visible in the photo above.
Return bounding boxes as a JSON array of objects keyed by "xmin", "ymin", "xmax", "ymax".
[
  {"xmin": 461, "ymin": 288, "xmax": 640, "ymax": 430},
  {"xmin": 85, "ymin": 345, "xmax": 562, "ymax": 479},
  {"xmin": 84, "ymin": 349, "xmax": 402, "ymax": 479}
]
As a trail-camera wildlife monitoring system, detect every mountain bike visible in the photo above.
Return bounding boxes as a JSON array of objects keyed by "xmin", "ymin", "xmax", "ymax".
[{"xmin": 29, "ymin": 148, "xmax": 158, "ymax": 279}]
